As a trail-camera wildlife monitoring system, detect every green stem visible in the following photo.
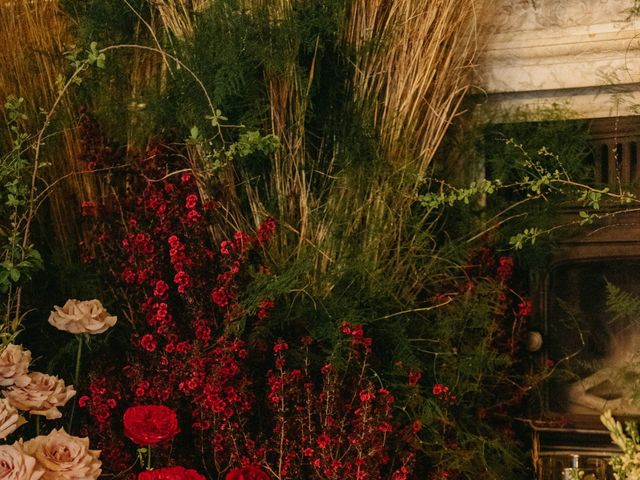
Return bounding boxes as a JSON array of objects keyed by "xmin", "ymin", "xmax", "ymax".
[
  {"xmin": 68, "ymin": 335, "xmax": 83, "ymax": 432},
  {"xmin": 74, "ymin": 335, "xmax": 83, "ymax": 388},
  {"xmin": 147, "ymin": 446, "xmax": 152, "ymax": 470}
]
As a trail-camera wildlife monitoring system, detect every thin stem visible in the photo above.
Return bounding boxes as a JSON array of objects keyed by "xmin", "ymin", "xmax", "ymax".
[
  {"xmin": 68, "ymin": 335, "xmax": 83, "ymax": 432},
  {"xmin": 147, "ymin": 446, "xmax": 152, "ymax": 470},
  {"xmin": 74, "ymin": 335, "xmax": 83, "ymax": 387}
]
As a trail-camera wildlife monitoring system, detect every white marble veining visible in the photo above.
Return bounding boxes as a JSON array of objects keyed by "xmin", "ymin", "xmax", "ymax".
[{"xmin": 477, "ymin": 0, "xmax": 640, "ymax": 118}]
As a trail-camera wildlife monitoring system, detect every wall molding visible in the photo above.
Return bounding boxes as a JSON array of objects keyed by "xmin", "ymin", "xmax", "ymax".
[{"xmin": 477, "ymin": 0, "xmax": 640, "ymax": 119}]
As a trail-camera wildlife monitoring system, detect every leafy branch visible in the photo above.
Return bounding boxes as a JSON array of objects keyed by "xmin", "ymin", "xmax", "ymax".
[{"xmin": 418, "ymin": 138, "xmax": 640, "ymax": 250}]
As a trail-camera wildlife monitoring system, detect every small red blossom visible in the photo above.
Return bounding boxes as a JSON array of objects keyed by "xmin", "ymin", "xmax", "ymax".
[
  {"xmin": 408, "ymin": 371, "xmax": 422, "ymax": 386},
  {"xmin": 433, "ymin": 383, "xmax": 456, "ymax": 403},
  {"xmin": 317, "ymin": 433, "xmax": 331, "ymax": 449},
  {"xmin": 81, "ymin": 201, "xmax": 97, "ymax": 217},
  {"xmin": 140, "ymin": 334, "xmax": 157, "ymax": 352},
  {"xmin": 378, "ymin": 422, "xmax": 393, "ymax": 433},
  {"xmin": 257, "ymin": 298, "xmax": 274, "ymax": 320},
  {"xmin": 517, "ymin": 298, "xmax": 532, "ymax": 317},
  {"xmin": 341, "ymin": 321, "xmax": 351, "ymax": 335},
  {"xmin": 153, "ymin": 280, "xmax": 169, "ymax": 298},
  {"xmin": 185, "ymin": 194, "xmax": 198, "ymax": 209},
  {"xmin": 256, "ymin": 217, "xmax": 276, "ymax": 245},
  {"xmin": 359, "ymin": 389, "xmax": 375, "ymax": 402},
  {"xmin": 187, "ymin": 209, "xmax": 202, "ymax": 223},
  {"xmin": 220, "ymin": 240, "xmax": 233, "ymax": 256},
  {"xmin": 497, "ymin": 256, "xmax": 514, "ymax": 282},
  {"xmin": 273, "ymin": 340, "xmax": 288, "ymax": 353},
  {"xmin": 211, "ymin": 287, "xmax": 229, "ymax": 307}
]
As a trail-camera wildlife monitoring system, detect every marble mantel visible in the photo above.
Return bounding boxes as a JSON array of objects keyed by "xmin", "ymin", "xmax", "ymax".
[{"xmin": 477, "ymin": 0, "xmax": 640, "ymax": 119}]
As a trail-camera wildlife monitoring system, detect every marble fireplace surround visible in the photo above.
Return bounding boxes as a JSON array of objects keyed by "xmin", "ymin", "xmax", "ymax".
[{"xmin": 477, "ymin": 0, "xmax": 640, "ymax": 120}]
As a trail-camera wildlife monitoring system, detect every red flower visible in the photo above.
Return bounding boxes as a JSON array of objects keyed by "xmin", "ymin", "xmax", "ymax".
[
  {"xmin": 433, "ymin": 384, "xmax": 451, "ymax": 396},
  {"xmin": 273, "ymin": 340, "xmax": 288, "ymax": 353},
  {"xmin": 517, "ymin": 298, "xmax": 532, "ymax": 317},
  {"xmin": 139, "ymin": 466, "xmax": 205, "ymax": 480},
  {"xmin": 408, "ymin": 371, "xmax": 422, "ymax": 386},
  {"xmin": 257, "ymin": 217, "xmax": 276, "ymax": 245},
  {"xmin": 257, "ymin": 298, "xmax": 274, "ymax": 320},
  {"xmin": 123, "ymin": 405, "xmax": 180, "ymax": 446},
  {"xmin": 140, "ymin": 334, "xmax": 157, "ymax": 352},
  {"xmin": 185, "ymin": 194, "xmax": 198, "ymax": 210},
  {"xmin": 497, "ymin": 256, "xmax": 514, "ymax": 282},
  {"xmin": 225, "ymin": 466, "xmax": 270, "ymax": 480},
  {"xmin": 154, "ymin": 280, "xmax": 169, "ymax": 298},
  {"xmin": 81, "ymin": 201, "xmax": 97, "ymax": 217},
  {"xmin": 317, "ymin": 433, "xmax": 331, "ymax": 449}
]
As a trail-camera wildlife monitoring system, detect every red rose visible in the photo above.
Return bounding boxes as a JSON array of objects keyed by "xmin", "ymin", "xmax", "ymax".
[
  {"xmin": 123, "ymin": 405, "xmax": 180, "ymax": 445},
  {"xmin": 139, "ymin": 466, "xmax": 205, "ymax": 480},
  {"xmin": 225, "ymin": 466, "xmax": 270, "ymax": 480}
]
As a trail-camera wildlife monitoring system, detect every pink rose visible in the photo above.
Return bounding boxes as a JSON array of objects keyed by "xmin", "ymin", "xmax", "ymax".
[
  {"xmin": 0, "ymin": 344, "xmax": 31, "ymax": 387},
  {"xmin": 21, "ymin": 428, "xmax": 100, "ymax": 480},
  {"xmin": 48, "ymin": 299, "xmax": 116, "ymax": 335},
  {"xmin": 0, "ymin": 444, "xmax": 43, "ymax": 480},
  {"xmin": 5, "ymin": 372, "xmax": 75, "ymax": 419}
]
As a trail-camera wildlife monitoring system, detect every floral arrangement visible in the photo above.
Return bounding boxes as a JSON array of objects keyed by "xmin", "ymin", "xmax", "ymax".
[
  {"xmin": 0, "ymin": 298, "xmax": 118, "ymax": 479},
  {"xmin": 17, "ymin": 123, "xmax": 420, "ymax": 478},
  {"xmin": 601, "ymin": 410, "xmax": 640, "ymax": 479}
]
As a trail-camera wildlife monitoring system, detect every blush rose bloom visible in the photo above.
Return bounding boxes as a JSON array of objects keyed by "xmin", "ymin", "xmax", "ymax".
[
  {"xmin": 5, "ymin": 372, "xmax": 75, "ymax": 419},
  {"xmin": 225, "ymin": 466, "xmax": 270, "ymax": 480},
  {"xmin": 123, "ymin": 405, "xmax": 179, "ymax": 446},
  {"xmin": 48, "ymin": 299, "xmax": 117, "ymax": 335},
  {"xmin": 0, "ymin": 344, "xmax": 32, "ymax": 388},
  {"xmin": 0, "ymin": 398, "xmax": 24, "ymax": 440},
  {"xmin": 22, "ymin": 428, "xmax": 101, "ymax": 480},
  {"xmin": 138, "ymin": 466, "xmax": 206, "ymax": 480},
  {"xmin": 0, "ymin": 444, "xmax": 43, "ymax": 480}
]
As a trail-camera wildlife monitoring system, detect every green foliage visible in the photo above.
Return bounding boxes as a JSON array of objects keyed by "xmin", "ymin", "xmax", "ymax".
[
  {"xmin": 0, "ymin": 97, "xmax": 43, "ymax": 298},
  {"xmin": 419, "ymin": 179, "xmax": 502, "ymax": 209},
  {"xmin": 0, "ymin": 36, "xmax": 109, "ymax": 336},
  {"xmin": 62, "ymin": 0, "xmax": 147, "ymax": 44},
  {"xmin": 51, "ymin": 3, "xmax": 608, "ymax": 479},
  {"xmin": 606, "ymin": 281, "xmax": 640, "ymax": 327},
  {"xmin": 483, "ymin": 113, "xmax": 592, "ymax": 184}
]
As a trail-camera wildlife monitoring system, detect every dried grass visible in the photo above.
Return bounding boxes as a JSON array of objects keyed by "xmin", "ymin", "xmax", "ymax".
[
  {"xmin": 0, "ymin": 0, "xmax": 490, "ymax": 290},
  {"xmin": 0, "ymin": 1, "xmax": 180, "ymax": 257},
  {"xmin": 152, "ymin": 0, "xmax": 210, "ymax": 38},
  {"xmin": 347, "ymin": 0, "xmax": 488, "ymax": 174},
  {"xmin": 241, "ymin": 0, "xmax": 490, "ymax": 296},
  {"xmin": 0, "ymin": 0, "xmax": 91, "ymax": 257}
]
